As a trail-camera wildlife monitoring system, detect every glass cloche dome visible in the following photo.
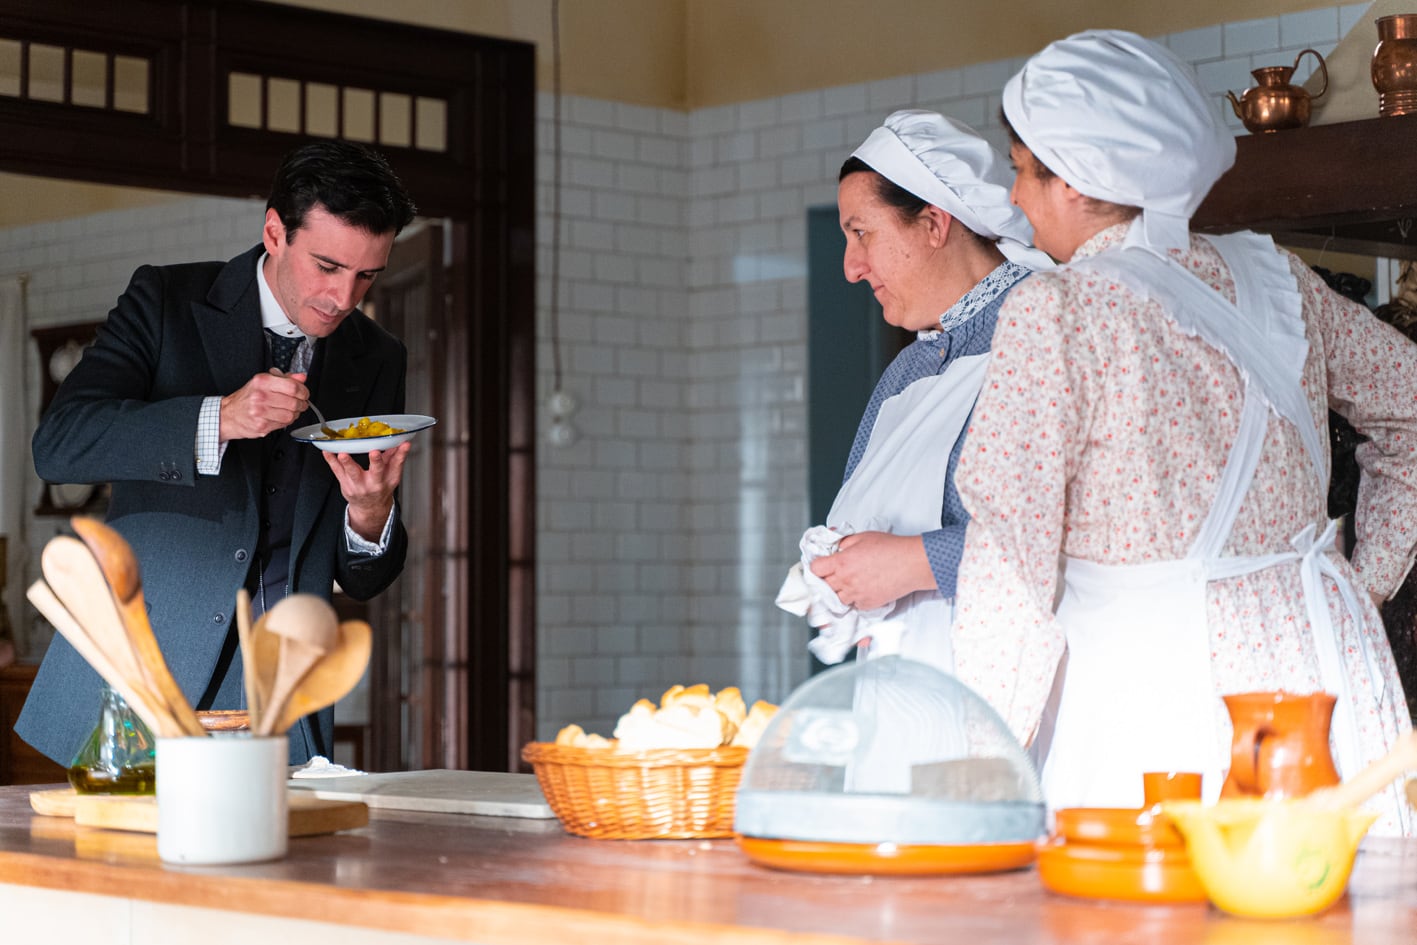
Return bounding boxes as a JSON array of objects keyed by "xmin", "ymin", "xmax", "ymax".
[{"xmin": 734, "ymin": 657, "xmax": 1044, "ymax": 873}]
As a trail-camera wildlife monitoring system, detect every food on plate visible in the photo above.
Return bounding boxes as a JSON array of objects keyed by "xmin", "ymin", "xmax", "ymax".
[
  {"xmin": 551, "ymin": 685, "xmax": 777, "ymax": 752},
  {"xmin": 322, "ymin": 417, "xmax": 406, "ymax": 440}
]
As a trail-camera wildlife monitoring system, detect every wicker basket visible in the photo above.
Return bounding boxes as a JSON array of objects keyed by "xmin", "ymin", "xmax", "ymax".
[{"xmin": 522, "ymin": 741, "xmax": 749, "ymax": 839}]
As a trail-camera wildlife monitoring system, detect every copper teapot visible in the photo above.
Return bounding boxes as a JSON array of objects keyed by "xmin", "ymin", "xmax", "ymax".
[
  {"xmin": 1220, "ymin": 691, "xmax": 1340, "ymax": 799},
  {"xmin": 1226, "ymin": 48, "xmax": 1328, "ymax": 134}
]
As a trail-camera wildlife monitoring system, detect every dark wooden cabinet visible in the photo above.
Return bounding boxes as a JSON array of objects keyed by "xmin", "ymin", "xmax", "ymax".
[
  {"xmin": 0, "ymin": 663, "xmax": 66, "ymax": 785},
  {"xmin": 1194, "ymin": 114, "xmax": 1417, "ymax": 260}
]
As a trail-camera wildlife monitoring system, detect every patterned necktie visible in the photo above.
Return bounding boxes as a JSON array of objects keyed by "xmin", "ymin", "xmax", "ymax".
[{"xmin": 266, "ymin": 328, "xmax": 302, "ymax": 373}]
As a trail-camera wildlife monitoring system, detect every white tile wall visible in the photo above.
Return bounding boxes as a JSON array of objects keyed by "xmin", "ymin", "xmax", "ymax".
[
  {"xmin": 0, "ymin": 3, "xmax": 1373, "ymax": 744},
  {"xmin": 535, "ymin": 94, "xmax": 699, "ymax": 739}
]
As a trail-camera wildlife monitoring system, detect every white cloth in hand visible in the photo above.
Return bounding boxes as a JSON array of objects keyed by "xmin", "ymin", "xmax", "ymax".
[{"xmin": 776, "ymin": 522, "xmax": 893, "ymax": 665}]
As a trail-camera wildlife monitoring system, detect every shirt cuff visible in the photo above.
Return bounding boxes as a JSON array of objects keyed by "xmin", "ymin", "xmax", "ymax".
[
  {"xmin": 923, "ymin": 525, "xmax": 965, "ymax": 598},
  {"xmin": 195, "ymin": 396, "xmax": 228, "ymax": 475},
  {"xmin": 344, "ymin": 504, "xmax": 395, "ymax": 556}
]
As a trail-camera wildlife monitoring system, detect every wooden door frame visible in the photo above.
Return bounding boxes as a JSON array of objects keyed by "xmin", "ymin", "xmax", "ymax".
[{"xmin": 0, "ymin": 0, "xmax": 535, "ymax": 771}]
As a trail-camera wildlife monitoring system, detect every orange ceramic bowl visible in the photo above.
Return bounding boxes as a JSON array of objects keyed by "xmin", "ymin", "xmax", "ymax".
[
  {"xmin": 1052, "ymin": 806, "xmax": 1184, "ymax": 848},
  {"xmin": 1036, "ymin": 838, "xmax": 1207, "ymax": 904},
  {"xmin": 738, "ymin": 836, "xmax": 1038, "ymax": 876}
]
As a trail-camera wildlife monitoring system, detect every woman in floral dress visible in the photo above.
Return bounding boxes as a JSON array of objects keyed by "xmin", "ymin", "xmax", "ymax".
[{"xmin": 951, "ymin": 30, "xmax": 1416, "ymax": 834}]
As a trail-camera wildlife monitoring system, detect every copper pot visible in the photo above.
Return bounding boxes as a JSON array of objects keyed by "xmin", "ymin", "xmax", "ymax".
[
  {"xmin": 1226, "ymin": 48, "xmax": 1328, "ymax": 134},
  {"xmin": 1373, "ymin": 14, "xmax": 1417, "ymax": 117}
]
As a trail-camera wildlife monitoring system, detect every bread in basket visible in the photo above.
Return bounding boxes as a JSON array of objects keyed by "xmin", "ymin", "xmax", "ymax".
[{"xmin": 522, "ymin": 685, "xmax": 776, "ymax": 840}]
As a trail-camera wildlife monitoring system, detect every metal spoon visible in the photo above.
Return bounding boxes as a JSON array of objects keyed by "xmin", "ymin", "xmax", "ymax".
[
  {"xmin": 271, "ymin": 366, "xmax": 338, "ymax": 438},
  {"xmin": 68, "ymin": 517, "xmax": 205, "ymax": 736},
  {"xmin": 308, "ymin": 400, "xmax": 340, "ymax": 439}
]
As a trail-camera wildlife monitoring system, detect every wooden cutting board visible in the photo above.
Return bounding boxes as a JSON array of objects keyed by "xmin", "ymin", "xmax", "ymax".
[
  {"xmin": 287, "ymin": 769, "xmax": 555, "ymax": 818},
  {"xmin": 29, "ymin": 788, "xmax": 369, "ymax": 836}
]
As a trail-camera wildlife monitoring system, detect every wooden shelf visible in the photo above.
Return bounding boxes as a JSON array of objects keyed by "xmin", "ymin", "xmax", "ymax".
[{"xmin": 1194, "ymin": 113, "xmax": 1417, "ymax": 259}]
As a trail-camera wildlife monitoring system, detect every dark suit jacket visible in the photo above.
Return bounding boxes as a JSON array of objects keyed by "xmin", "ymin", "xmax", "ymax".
[{"xmin": 19, "ymin": 244, "xmax": 408, "ymax": 765}]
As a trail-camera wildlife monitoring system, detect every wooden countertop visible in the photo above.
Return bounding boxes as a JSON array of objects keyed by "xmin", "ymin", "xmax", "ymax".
[{"xmin": 1, "ymin": 783, "xmax": 1415, "ymax": 944}]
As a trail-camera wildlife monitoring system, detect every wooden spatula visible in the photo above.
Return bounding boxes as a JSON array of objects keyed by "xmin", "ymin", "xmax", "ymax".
[
  {"xmin": 273, "ymin": 620, "xmax": 372, "ymax": 735},
  {"xmin": 67, "ymin": 518, "xmax": 204, "ymax": 736},
  {"xmin": 1306, "ymin": 731, "xmax": 1417, "ymax": 811},
  {"xmin": 26, "ymin": 578, "xmax": 178, "ymax": 737},
  {"xmin": 253, "ymin": 594, "xmax": 340, "ymax": 736}
]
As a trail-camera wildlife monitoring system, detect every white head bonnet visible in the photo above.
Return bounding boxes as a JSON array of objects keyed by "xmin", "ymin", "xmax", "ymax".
[
  {"xmin": 1001, "ymin": 29, "xmax": 1236, "ymax": 252},
  {"xmin": 851, "ymin": 109, "xmax": 1053, "ymax": 271}
]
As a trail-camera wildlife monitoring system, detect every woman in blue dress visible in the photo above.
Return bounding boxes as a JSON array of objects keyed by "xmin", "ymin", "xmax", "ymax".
[{"xmin": 778, "ymin": 109, "xmax": 1051, "ymax": 674}]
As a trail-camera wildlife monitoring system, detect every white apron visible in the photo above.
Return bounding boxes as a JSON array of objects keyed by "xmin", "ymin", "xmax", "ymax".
[
  {"xmin": 1041, "ymin": 230, "xmax": 1391, "ymax": 813},
  {"xmin": 821, "ymin": 351, "xmax": 992, "ymax": 674}
]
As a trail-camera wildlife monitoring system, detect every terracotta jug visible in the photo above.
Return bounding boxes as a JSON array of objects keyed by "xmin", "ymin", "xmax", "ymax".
[
  {"xmin": 1226, "ymin": 48, "xmax": 1328, "ymax": 134},
  {"xmin": 1220, "ymin": 691, "xmax": 1340, "ymax": 799}
]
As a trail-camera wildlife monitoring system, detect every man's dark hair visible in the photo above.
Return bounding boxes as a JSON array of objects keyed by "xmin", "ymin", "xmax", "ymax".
[{"xmin": 267, "ymin": 140, "xmax": 417, "ymax": 240}]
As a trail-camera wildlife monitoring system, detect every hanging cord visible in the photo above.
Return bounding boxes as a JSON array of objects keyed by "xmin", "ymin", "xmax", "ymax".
[
  {"xmin": 544, "ymin": 0, "xmax": 578, "ymax": 446},
  {"xmin": 549, "ymin": 0, "xmax": 564, "ymax": 392}
]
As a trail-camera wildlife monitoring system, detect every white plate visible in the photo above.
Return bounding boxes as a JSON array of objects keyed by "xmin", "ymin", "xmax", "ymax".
[{"xmin": 291, "ymin": 414, "xmax": 436, "ymax": 453}]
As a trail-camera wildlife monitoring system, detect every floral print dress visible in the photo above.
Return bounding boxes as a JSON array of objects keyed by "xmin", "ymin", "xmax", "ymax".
[{"xmin": 952, "ymin": 223, "xmax": 1417, "ymax": 835}]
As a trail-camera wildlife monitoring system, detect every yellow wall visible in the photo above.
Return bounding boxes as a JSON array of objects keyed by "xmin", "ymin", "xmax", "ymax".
[
  {"xmin": 684, "ymin": 0, "xmax": 1344, "ymax": 107},
  {"xmin": 0, "ymin": 0, "xmax": 1355, "ymax": 227},
  {"xmin": 275, "ymin": 0, "xmax": 1344, "ymax": 109},
  {"xmin": 0, "ymin": 0, "xmax": 1361, "ymax": 114},
  {"xmin": 1, "ymin": 175, "xmax": 188, "ymax": 227},
  {"xmin": 272, "ymin": 0, "xmax": 688, "ymax": 108}
]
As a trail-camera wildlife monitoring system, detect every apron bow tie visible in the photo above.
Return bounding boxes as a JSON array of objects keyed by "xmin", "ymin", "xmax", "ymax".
[{"xmin": 1289, "ymin": 519, "xmax": 1385, "ymax": 779}]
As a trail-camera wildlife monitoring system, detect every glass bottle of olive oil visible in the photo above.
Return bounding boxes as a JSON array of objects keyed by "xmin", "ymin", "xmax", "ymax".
[{"xmin": 67, "ymin": 684, "xmax": 156, "ymax": 794}]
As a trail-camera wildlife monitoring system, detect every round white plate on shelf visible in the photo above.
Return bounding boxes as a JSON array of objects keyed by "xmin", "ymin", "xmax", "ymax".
[{"xmin": 292, "ymin": 414, "xmax": 436, "ymax": 453}]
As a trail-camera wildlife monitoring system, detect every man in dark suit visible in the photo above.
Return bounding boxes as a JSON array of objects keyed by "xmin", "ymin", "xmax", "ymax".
[{"xmin": 19, "ymin": 140, "xmax": 417, "ymax": 765}]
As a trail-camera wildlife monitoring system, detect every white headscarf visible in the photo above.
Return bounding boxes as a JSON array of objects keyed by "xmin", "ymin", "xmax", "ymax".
[
  {"xmin": 851, "ymin": 110, "xmax": 1053, "ymax": 272},
  {"xmin": 1002, "ymin": 29, "xmax": 1236, "ymax": 253}
]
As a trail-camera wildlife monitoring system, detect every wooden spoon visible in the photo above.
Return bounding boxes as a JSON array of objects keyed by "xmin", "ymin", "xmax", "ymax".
[
  {"xmin": 25, "ymin": 578, "xmax": 179, "ymax": 737},
  {"xmin": 41, "ymin": 536, "xmax": 171, "ymax": 724},
  {"xmin": 250, "ymin": 607, "xmax": 280, "ymax": 735},
  {"xmin": 68, "ymin": 517, "xmax": 205, "ymax": 736},
  {"xmin": 272, "ymin": 620, "xmax": 372, "ymax": 736},
  {"xmin": 235, "ymin": 589, "xmax": 263, "ymax": 729},
  {"xmin": 254, "ymin": 594, "xmax": 341, "ymax": 737},
  {"xmin": 1306, "ymin": 730, "xmax": 1417, "ymax": 811}
]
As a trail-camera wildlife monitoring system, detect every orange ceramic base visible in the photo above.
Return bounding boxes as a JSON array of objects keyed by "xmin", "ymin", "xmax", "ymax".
[
  {"xmin": 1037, "ymin": 839, "xmax": 1207, "ymax": 904},
  {"xmin": 737, "ymin": 836, "xmax": 1038, "ymax": 875},
  {"xmin": 1053, "ymin": 806, "xmax": 1183, "ymax": 848}
]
